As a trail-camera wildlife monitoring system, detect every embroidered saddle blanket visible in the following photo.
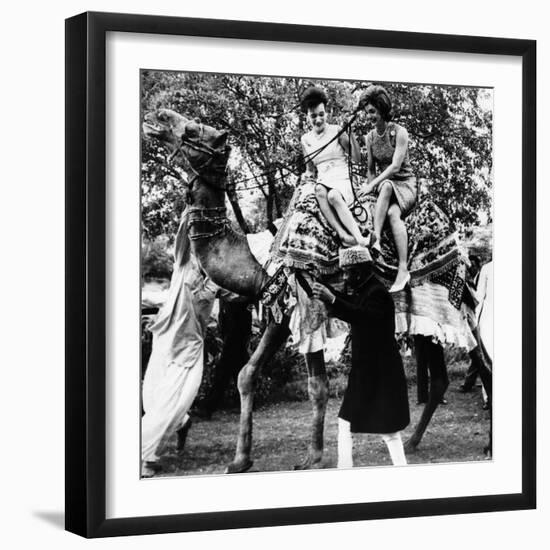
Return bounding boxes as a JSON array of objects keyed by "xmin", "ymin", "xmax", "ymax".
[{"xmin": 270, "ymin": 180, "xmax": 467, "ymax": 307}]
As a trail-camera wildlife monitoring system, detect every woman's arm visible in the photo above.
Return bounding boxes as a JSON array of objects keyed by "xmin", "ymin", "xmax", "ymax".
[
  {"xmin": 338, "ymin": 127, "xmax": 361, "ymax": 163},
  {"xmin": 364, "ymin": 126, "xmax": 409, "ymax": 194},
  {"xmin": 360, "ymin": 132, "xmax": 376, "ymax": 194}
]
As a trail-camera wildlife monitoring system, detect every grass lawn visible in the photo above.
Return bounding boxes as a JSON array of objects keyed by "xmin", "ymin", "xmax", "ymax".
[{"xmin": 151, "ymin": 381, "xmax": 490, "ymax": 478}]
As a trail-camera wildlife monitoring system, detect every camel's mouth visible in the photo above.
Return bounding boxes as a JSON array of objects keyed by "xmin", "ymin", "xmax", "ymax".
[{"xmin": 142, "ymin": 121, "xmax": 166, "ymax": 138}]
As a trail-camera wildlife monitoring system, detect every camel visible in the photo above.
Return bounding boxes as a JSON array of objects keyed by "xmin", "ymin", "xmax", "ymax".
[{"xmin": 142, "ymin": 108, "xmax": 492, "ymax": 473}]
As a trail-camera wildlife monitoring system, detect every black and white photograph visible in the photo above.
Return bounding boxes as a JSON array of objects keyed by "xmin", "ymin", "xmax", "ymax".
[
  {"xmin": 1, "ymin": 0, "xmax": 545, "ymax": 545},
  {"xmin": 140, "ymin": 72, "xmax": 494, "ymax": 479}
]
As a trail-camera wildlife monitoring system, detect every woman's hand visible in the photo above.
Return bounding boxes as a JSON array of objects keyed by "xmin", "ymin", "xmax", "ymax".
[
  {"xmin": 312, "ymin": 282, "xmax": 335, "ymax": 304},
  {"xmin": 361, "ymin": 182, "xmax": 377, "ymax": 195}
]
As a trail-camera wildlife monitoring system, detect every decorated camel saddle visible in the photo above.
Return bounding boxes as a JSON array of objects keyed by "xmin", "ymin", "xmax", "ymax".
[{"xmin": 266, "ymin": 179, "xmax": 475, "ymax": 350}]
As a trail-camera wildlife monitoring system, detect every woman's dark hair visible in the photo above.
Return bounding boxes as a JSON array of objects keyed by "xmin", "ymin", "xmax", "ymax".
[
  {"xmin": 360, "ymin": 85, "xmax": 392, "ymax": 121},
  {"xmin": 300, "ymin": 86, "xmax": 329, "ymax": 113}
]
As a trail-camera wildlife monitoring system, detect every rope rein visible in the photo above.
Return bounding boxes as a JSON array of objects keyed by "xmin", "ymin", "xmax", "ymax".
[
  {"xmin": 177, "ymin": 105, "xmax": 369, "ymax": 235},
  {"xmin": 172, "ymin": 107, "xmax": 365, "ymax": 194},
  {"xmin": 345, "ymin": 122, "xmax": 369, "ymax": 224}
]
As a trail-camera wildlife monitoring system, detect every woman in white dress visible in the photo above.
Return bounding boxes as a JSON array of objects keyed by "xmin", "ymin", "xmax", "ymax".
[{"xmin": 300, "ymin": 86, "xmax": 368, "ymax": 248}]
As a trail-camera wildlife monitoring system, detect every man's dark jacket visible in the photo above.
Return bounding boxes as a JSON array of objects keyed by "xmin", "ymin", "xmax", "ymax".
[{"xmin": 331, "ymin": 274, "xmax": 410, "ymax": 433}]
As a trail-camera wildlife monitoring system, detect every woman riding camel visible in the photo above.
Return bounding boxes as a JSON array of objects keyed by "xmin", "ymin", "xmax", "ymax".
[
  {"xmin": 300, "ymin": 86, "xmax": 368, "ymax": 248},
  {"xmin": 360, "ymin": 85, "xmax": 418, "ymax": 292}
]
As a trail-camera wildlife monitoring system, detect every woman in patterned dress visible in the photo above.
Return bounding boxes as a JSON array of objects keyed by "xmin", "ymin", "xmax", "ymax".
[
  {"xmin": 300, "ymin": 86, "xmax": 368, "ymax": 248},
  {"xmin": 360, "ymin": 85, "xmax": 418, "ymax": 292}
]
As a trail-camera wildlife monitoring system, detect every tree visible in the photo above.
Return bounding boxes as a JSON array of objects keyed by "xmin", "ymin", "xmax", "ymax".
[{"xmin": 141, "ymin": 72, "xmax": 492, "ymax": 241}]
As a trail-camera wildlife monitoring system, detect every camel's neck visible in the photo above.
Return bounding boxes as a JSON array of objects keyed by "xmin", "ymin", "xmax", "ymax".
[{"xmin": 188, "ymin": 176, "xmax": 269, "ymax": 298}]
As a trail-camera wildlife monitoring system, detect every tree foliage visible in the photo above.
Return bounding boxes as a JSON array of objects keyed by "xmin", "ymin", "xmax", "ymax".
[{"xmin": 141, "ymin": 71, "xmax": 492, "ymax": 240}]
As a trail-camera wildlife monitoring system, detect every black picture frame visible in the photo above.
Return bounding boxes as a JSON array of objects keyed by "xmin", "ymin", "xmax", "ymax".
[{"xmin": 65, "ymin": 11, "xmax": 536, "ymax": 538}]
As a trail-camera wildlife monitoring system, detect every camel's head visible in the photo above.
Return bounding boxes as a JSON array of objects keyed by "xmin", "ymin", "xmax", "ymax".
[
  {"xmin": 177, "ymin": 118, "xmax": 229, "ymax": 175},
  {"xmin": 143, "ymin": 109, "xmax": 229, "ymax": 171},
  {"xmin": 142, "ymin": 108, "xmax": 190, "ymax": 150},
  {"xmin": 143, "ymin": 109, "xmax": 230, "ymax": 206}
]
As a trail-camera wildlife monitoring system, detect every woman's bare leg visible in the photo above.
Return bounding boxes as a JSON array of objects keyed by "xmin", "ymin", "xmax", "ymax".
[
  {"xmin": 315, "ymin": 185, "xmax": 355, "ymax": 246},
  {"xmin": 387, "ymin": 204, "xmax": 408, "ymax": 272},
  {"xmin": 387, "ymin": 203, "xmax": 410, "ymax": 290},
  {"xmin": 327, "ymin": 189, "xmax": 368, "ymax": 246},
  {"xmin": 373, "ymin": 181, "xmax": 394, "ymax": 244}
]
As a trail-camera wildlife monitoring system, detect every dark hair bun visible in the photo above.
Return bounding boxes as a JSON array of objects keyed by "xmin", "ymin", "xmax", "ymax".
[
  {"xmin": 359, "ymin": 85, "xmax": 392, "ymax": 121},
  {"xmin": 300, "ymin": 86, "xmax": 329, "ymax": 113}
]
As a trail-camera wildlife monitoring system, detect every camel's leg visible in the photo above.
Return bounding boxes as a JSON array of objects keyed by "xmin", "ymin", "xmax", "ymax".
[
  {"xmin": 225, "ymin": 317, "xmax": 290, "ymax": 474},
  {"xmin": 294, "ymin": 350, "xmax": 328, "ymax": 470},
  {"xmin": 196, "ymin": 299, "xmax": 252, "ymax": 419},
  {"xmin": 405, "ymin": 336, "xmax": 449, "ymax": 452}
]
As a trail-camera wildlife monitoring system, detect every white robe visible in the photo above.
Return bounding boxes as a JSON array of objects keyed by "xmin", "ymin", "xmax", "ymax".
[
  {"xmin": 475, "ymin": 261, "xmax": 493, "ymax": 361},
  {"xmin": 141, "ymin": 209, "xmax": 218, "ymax": 462}
]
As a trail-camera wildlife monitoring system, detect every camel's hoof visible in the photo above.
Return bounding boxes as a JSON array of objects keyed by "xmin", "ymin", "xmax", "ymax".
[
  {"xmin": 404, "ymin": 438, "xmax": 419, "ymax": 453},
  {"xmin": 293, "ymin": 456, "xmax": 323, "ymax": 470},
  {"xmin": 225, "ymin": 459, "xmax": 254, "ymax": 474}
]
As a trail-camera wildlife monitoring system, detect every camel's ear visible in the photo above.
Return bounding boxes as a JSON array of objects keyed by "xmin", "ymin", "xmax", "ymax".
[{"xmin": 213, "ymin": 130, "xmax": 228, "ymax": 148}]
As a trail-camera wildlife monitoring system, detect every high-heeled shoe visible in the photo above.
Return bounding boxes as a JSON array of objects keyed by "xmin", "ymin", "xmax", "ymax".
[
  {"xmin": 371, "ymin": 238, "xmax": 382, "ymax": 257},
  {"xmin": 389, "ymin": 272, "xmax": 411, "ymax": 293},
  {"xmin": 339, "ymin": 233, "xmax": 357, "ymax": 248},
  {"xmin": 357, "ymin": 235, "xmax": 370, "ymax": 248}
]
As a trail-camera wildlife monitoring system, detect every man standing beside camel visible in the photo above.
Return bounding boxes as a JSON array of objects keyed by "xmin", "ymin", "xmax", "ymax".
[
  {"xmin": 141, "ymin": 208, "xmax": 218, "ymax": 477},
  {"xmin": 312, "ymin": 246, "xmax": 410, "ymax": 467}
]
